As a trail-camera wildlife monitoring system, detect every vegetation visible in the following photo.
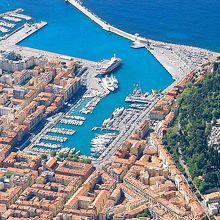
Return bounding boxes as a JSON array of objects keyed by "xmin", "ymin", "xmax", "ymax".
[
  {"xmin": 163, "ymin": 69, "xmax": 220, "ymax": 193},
  {"xmin": 4, "ymin": 171, "xmax": 16, "ymax": 178},
  {"xmin": 40, "ymin": 154, "xmax": 48, "ymax": 160},
  {"xmin": 57, "ymin": 151, "xmax": 91, "ymax": 164},
  {"xmin": 49, "ymin": 149, "xmax": 91, "ymax": 164},
  {"xmin": 136, "ymin": 209, "xmax": 152, "ymax": 219},
  {"xmin": 50, "ymin": 150, "xmax": 56, "ymax": 157}
]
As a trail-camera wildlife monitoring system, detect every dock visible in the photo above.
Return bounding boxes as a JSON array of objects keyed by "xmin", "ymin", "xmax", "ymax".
[
  {"xmin": 8, "ymin": 12, "xmax": 32, "ymax": 21},
  {"xmin": 0, "ymin": 22, "xmax": 47, "ymax": 46}
]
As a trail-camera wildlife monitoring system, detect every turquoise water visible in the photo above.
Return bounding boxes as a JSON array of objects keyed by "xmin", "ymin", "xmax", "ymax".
[{"xmin": 2, "ymin": 0, "xmax": 218, "ymax": 155}]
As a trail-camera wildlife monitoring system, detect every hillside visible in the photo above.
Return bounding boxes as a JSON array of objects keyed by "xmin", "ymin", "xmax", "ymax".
[{"xmin": 163, "ymin": 63, "xmax": 220, "ymax": 193}]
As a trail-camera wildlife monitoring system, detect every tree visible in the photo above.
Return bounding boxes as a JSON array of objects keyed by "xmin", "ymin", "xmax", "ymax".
[{"xmin": 41, "ymin": 154, "xmax": 48, "ymax": 160}]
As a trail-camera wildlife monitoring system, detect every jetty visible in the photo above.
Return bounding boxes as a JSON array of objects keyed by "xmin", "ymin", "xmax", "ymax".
[
  {"xmin": 60, "ymin": 118, "xmax": 84, "ymax": 126},
  {"xmin": 67, "ymin": 0, "xmax": 145, "ymax": 44}
]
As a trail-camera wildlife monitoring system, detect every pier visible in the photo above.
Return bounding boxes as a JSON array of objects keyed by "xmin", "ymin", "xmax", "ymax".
[{"xmin": 8, "ymin": 12, "xmax": 32, "ymax": 21}]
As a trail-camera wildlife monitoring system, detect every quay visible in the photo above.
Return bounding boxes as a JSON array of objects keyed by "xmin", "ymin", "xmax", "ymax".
[
  {"xmin": 0, "ymin": 44, "xmax": 96, "ymax": 67},
  {"xmin": 0, "ymin": 22, "xmax": 47, "ymax": 46},
  {"xmin": 0, "ymin": 9, "xmax": 44, "ymax": 45},
  {"xmin": 0, "ymin": 21, "xmax": 15, "ymax": 28},
  {"xmin": 94, "ymin": 97, "xmax": 160, "ymax": 167},
  {"xmin": 67, "ymin": 0, "xmax": 219, "ymax": 80}
]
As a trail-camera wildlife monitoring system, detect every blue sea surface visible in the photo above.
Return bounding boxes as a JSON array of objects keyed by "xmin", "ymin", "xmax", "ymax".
[
  {"xmin": 83, "ymin": 0, "xmax": 220, "ymax": 52},
  {"xmin": 0, "ymin": 0, "xmax": 219, "ymax": 155}
]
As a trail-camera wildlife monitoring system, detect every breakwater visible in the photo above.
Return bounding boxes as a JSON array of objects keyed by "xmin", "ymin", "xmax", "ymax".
[{"xmin": 67, "ymin": 0, "xmax": 147, "ymax": 44}]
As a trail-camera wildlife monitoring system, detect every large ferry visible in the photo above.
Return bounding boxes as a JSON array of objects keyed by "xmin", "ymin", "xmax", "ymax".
[
  {"xmin": 99, "ymin": 54, "xmax": 121, "ymax": 74},
  {"xmin": 101, "ymin": 75, "xmax": 118, "ymax": 92}
]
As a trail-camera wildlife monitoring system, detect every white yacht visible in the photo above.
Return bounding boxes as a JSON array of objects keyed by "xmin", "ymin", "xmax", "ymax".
[
  {"xmin": 102, "ymin": 75, "xmax": 118, "ymax": 92},
  {"xmin": 99, "ymin": 54, "xmax": 121, "ymax": 74},
  {"xmin": 112, "ymin": 107, "xmax": 124, "ymax": 117}
]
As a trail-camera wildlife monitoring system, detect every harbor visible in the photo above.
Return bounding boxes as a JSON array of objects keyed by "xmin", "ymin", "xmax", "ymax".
[
  {"xmin": 0, "ymin": 1, "xmax": 218, "ymax": 218},
  {"xmin": 0, "ymin": 4, "xmax": 177, "ymax": 159},
  {"xmin": 66, "ymin": 0, "xmax": 219, "ymax": 80},
  {"xmin": 23, "ymin": 78, "xmax": 159, "ymax": 158},
  {"xmin": 48, "ymin": 128, "xmax": 76, "ymax": 135},
  {"xmin": 0, "ymin": 2, "xmax": 199, "ymax": 158}
]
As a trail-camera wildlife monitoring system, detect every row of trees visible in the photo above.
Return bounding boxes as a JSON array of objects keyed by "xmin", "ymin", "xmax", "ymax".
[{"xmin": 163, "ymin": 68, "xmax": 220, "ymax": 193}]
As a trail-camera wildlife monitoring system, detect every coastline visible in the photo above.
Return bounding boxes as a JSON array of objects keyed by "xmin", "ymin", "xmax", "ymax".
[{"xmin": 0, "ymin": 3, "xmax": 218, "ymax": 219}]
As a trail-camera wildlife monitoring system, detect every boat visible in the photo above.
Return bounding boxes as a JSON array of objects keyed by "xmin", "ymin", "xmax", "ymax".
[
  {"xmin": 125, "ymin": 84, "xmax": 151, "ymax": 103},
  {"xmin": 102, "ymin": 118, "xmax": 113, "ymax": 127},
  {"xmin": 99, "ymin": 54, "xmax": 121, "ymax": 74},
  {"xmin": 112, "ymin": 107, "xmax": 124, "ymax": 117},
  {"xmin": 102, "ymin": 75, "xmax": 118, "ymax": 92}
]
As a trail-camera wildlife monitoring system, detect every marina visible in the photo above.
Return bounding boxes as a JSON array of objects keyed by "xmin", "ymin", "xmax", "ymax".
[
  {"xmin": 90, "ymin": 88, "xmax": 159, "ymax": 159},
  {"xmin": 18, "ymin": 46, "xmax": 117, "ymax": 155},
  {"xmin": 0, "ymin": 9, "xmax": 46, "ymax": 45},
  {"xmin": 0, "ymin": 1, "xmax": 181, "ymax": 157},
  {"xmin": 0, "ymin": 3, "xmax": 176, "ymax": 158}
]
